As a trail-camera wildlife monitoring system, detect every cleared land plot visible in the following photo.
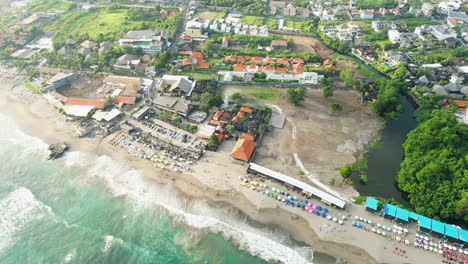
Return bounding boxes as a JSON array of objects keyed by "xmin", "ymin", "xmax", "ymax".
[
  {"xmin": 194, "ymin": 11, "xmax": 224, "ymax": 21},
  {"xmin": 241, "ymin": 16, "xmax": 278, "ymax": 29}
]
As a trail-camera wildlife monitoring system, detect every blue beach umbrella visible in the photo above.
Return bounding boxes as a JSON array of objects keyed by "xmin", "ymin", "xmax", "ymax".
[
  {"xmin": 317, "ymin": 206, "xmax": 322, "ymax": 211},
  {"xmin": 315, "ymin": 211, "xmax": 320, "ymax": 216},
  {"xmin": 301, "ymin": 204, "xmax": 305, "ymax": 208},
  {"xmin": 324, "ymin": 208, "xmax": 329, "ymax": 213},
  {"xmin": 304, "ymin": 200, "xmax": 308, "ymax": 204},
  {"xmin": 322, "ymin": 213, "xmax": 326, "ymax": 217}
]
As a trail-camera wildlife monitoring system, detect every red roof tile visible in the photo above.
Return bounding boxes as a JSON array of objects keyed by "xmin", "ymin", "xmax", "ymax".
[
  {"xmin": 233, "ymin": 64, "xmax": 247, "ymax": 72},
  {"xmin": 275, "ymin": 68, "xmax": 287, "ymax": 73},
  {"xmin": 241, "ymin": 134, "xmax": 255, "ymax": 141},
  {"xmin": 276, "ymin": 58, "xmax": 291, "ymax": 65},
  {"xmin": 229, "ymin": 138, "xmax": 256, "ymax": 161},
  {"xmin": 292, "ymin": 58, "xmax": 305, "ymax": 64},
  {"xmin": 64, "ymin": 97, "xmax": 105, "ymax": 108},
  {"xmin": 115, "ymin": 96, "xmax": 136, "ymax": 105},
  {"xmin": 292, "ymin": 63, "xmax": 304, "ymax": 74},
  {"xmin": 240, "ymin": 107, "xmax": 254, "ymax": 113}
]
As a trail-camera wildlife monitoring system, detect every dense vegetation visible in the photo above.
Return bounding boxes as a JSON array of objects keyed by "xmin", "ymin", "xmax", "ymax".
[
  {"xmin": 397, "ymin": 110, "xmax": 468, "ymax": 221},
  {"xmin": 356, "ymin": 0, "xmax": 396, "ymax": 9},
  {"xmin": 210, "ymin": 33, "xmax": 286, "ymax": 49},
  {"xmin": 201, "ymin": 0, "xmax": 264, "ymax": 15},
  {"xmin": 46, "ymin": 5, "xmax": 180, "ymax": 46}
]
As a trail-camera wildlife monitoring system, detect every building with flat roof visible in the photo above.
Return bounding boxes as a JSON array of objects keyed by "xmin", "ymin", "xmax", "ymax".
[{"xmin": 119, "ymin": 30, "xmax": 167, "ymax": 54}]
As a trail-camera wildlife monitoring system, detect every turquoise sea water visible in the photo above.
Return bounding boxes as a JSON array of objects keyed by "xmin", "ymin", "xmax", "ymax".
[{"xmin": 0, "ymin": 113, "xmax": 316, "ymax": 264}]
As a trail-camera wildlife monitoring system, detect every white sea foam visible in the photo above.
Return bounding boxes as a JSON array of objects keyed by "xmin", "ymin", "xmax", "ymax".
[
  {"xmin": 101, "ymin": 235, "xmax": 114, "ymax": 253},
  {"xmin": 62, "ymin": 249, "xmax": 76, "ymax": 263},
  {"xmin": 64, "ymin": 154, "xmax": 315, "ymax": 264},
  {"xmin": 0, "ymin": 187, "xmax": 51, "ymax": 254},
  {"xmin": 0, "ymin": 113, "xmax": 48, "ymax": 155}
]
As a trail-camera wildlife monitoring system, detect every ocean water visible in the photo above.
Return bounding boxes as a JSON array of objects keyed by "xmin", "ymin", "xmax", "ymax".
[{"xmin": 0, "ymin": 113, "xmax": 317, "ymax": 264}]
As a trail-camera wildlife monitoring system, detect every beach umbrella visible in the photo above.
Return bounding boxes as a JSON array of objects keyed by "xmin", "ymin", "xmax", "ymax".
[
  {"xmin": 398, "ymin": 226, "xmax": 403, "ymax": 231},
  {"xmin": 327, "ymin": 215, "xmax": 332, "ymax": 220},
  {"xmin": 438, "ymin": 250, "xmax": 443, "ymax": 254},
  {"xmin": 453, "ymin": 247, "xmax": 458, "ymax": 251},
  {"xmin": 293, "ymin": 196, "xmax": 297, "ymax": 200},
  {"xmin": 341, "ymin": 215, "xmax": 346, "ymax": 220},
  {"xmin": 304, "ymin": 200, "xmax": 309, "ymax": 204},
  {"xmin": 282, "ymin": 198, "xmax": 286, "ymax": 202},
  {"xmin": 313, "ymin": 205, "xmax": 317, "ymax": 209},
  {"xmin": 338, "ymin": 220, "xmax": 343, "ymax": 225},
  {"xmin": 277, "ymin": 196, "xmax": 282, "ymax": 200},
  {"xmin": 393, "ymin": 225, "xmax": 398, "ymax": 229},
  {"xmin": 372, "ymin": 228, "xmax": 376, "ymax": 232},
  {"xmin": 251, "ymin": 186, "xmax": 255, "ymax": 190},
  {"xmin": 265, "ymin": 191, "xmax": 269, "ymax": 194},
  {"xmin": 377, "ymin": 230, "xmax": 381, "ymax": 235},
  {"xmin": 424, "ymin": 236, "xmax": 429, "ymax": 240},
  {"xmin": 367, "ymin": 220, "xmax": 372, "ymax": 224},
  {"xmin": 403, "ymin": 228, "xmax": 408, "ymax": 233},
  {"xmin": 377, "ymin": 223, "xmax": 382, "ymax": 228},
  {"xmin": 317, "ymin": 206, "xmax": 322, "ymax": 211},
  {"xmin": 301, "ymin": 204, "xmax": 305, "ymax": 208},
  {"xmin": 464, "ymin": 250, "xmax": 468, "ymax": 255},
  {"xmin": 382, "ymin": 225, "xmax": 387, "ymax": 230},
  {"xmin": 396, "ymin": 236, "xmax": 401, "ymax": 242},
  {"xmin": 355, "ymin": 216, "xmax": 359, "ymax": 220},
  {"xmin": 352, "ymin": 222, "xmax": 356, "ymax": 226},
  {"xmin": 308, "ymin": 209, "xmax": 313, "ymax": 213},
  {"xmin": 382, "ymin": 232, "xmax": 387, "ymax": 236},
  {"xmin": 415, "ymin": 234, "xmax": 419, "ymax": 237},
  {"xmin": 321, "ymin": 213, "xmax": 326, "ymax": 218},
  {"xmin": 287, "ymin": 196, "xmax": 291, "ymax": 199},
  {"xmin": 405, "ymin": 240, "xmax": 410, "ymax": 245},
  {"xmin": 333, "ymin": 217, "xmax": 338, "ymax": 222},
  {"xmin": 424, "ymin": 245, "xmax": 429, "ymax": 250},
  {"xmin": 359, "ymin": 217, "xmax": 364, "ymax": 221},
  {"xmin": 305, "ymin": 206, "xmax": 310, "ymax": 210},
  {"xmin": 315, "ymin": 211, "xmax": 320, "ymax": 216},
  {"xmin": 414, "ymin": 242, "xmax": 419, "ymax": 246},
  {"xmin": 308, "ymin": 203, "xmax": 312, "ymax": 207},
  {"xmin": 438, "ymin": 245, "xmax": 442, "ymax": 249},
  {"xmin": 272, "ymin": 188, "xmax": 276, "ymax": 192},
  {"xmin": 429, "ymin": 247, "xmax": 433, "ymax": 251},
  {"xmin": 398, "ymin": 231, "xmax": 403, "ymax": 235},
  {"xmin": 324, "ymin": 208, "xmax": 329, "ymax": 213}
]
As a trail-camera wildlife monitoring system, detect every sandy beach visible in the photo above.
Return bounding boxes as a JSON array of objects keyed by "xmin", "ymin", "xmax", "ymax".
[{"xmin": 0, "ymin": 72, "xmax": 448, "ymax": 264}]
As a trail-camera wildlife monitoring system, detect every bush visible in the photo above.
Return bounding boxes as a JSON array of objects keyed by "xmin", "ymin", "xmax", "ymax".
[
  {"xmin": 339, "ymin": 164, "xmax": 352, "ymax": 179},
  {"xmin": 322, "ymin": 86, "xmax": 333, "ymax": 98}
]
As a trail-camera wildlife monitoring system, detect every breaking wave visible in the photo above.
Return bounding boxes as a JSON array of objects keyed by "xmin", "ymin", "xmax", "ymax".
[{"xmin": 64, "ymin": 153, "xmax": 314, "ymax": 264}]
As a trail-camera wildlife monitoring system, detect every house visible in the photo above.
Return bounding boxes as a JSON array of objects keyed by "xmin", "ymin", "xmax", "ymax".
[
  {"xmin": 388, "ymin": 30, "xmax": 402, "ymax": 44},
  {"xmin": 450, "ymin": 71, "xmax": 464, "ymax": 84},
  {"xmin": 99, "ymin": 41, "xmax": 113, "ymax": 53},
  {"xmin": 445, "ymin": 37, "xmax": 457, "ymax": 48},
  {"xmin": 421, "ymin": 3, "xmax": 434, "ymax": 16},
  {"xmin": 221, "ymin": 37, "xmax": 228, "ymax": 48},
  {"xmin": 153, "ymin": 96, "xmax": 191, "ymax": 117},
  {"xmin": 229, "ymin": 138, "xmax": 256, "ymax": 161},
  {"xmin": 448, "ymin": 11, "xmax": 468, "ymax": 22},
  {"xmin": 372, "ymin": 21, "xmax": 388, "ymax": 32},
  {"xmin": 46, "ymin": 72, "xmax": 78, "ymax": 89},
  {"xmin": 65, "ymin": 39, "xmax": 77, "ymax": 47},
  {"xmin": 180, "ymin": 52, "xmax": 209, "ymax": 69},
  {"xmin": 114, "ymin": 54, "xmax": 140, "ymax": 69},
  {"xmin": 431, "ymin": 25, "xmax": 457, "ymax": 41},
  {"xmin": 63, "ymin": 97, "xmax": 105, "ymax": 108},
  {"xmin": 119, "ymin": 30, "xmax": 166, "ymax": 54},
  {"xmin": 447, "ymin": 18, "xmax": 458, "ymax": 28},
  {"xmin": 360, "ymin": 10, "xmax": 374, "ymax": 19},
  {"xmin": 384, "ymin": 51, "xmax": 408, "ymax": 65},
  {"xmin": 284, "ymin": 3, "xmax": 297, "ymax": 17},
  {"xmin": 292, "ymin": 63, "xmax": 304, "ymax": 74},
  {"xmin": 300, "ymin": 72, "xmax": 324, "ymax": 84},
  {"xmin": 156, "ymin": 75, "xmax": 196, "ymax": 96},
  {"xmin": 179, "ymin": 35, "xmax": 193, "ymax": 44},
  {"xmin": 78, "ymin": 48, "xmax": 92, "ymax": 57},
  {"xmin": 271, "ymin": 40, "xmax": 288, "ymax": 48},
  {"xmin": 80, "ymin": 40, "xmax": 97, "ymax": 49}
]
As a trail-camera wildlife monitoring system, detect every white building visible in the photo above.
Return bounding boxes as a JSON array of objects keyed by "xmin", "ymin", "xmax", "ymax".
[
  {"xmin": 438, "ymin": 2, "xmax": 460, "ymax": 14},
  {"xmin": 421, "ymin": 3, "xmax": 434, "ymax": 16},
  {"xmin": 430, "ymin": 25, "xmax": 457, "ymax": 40},
  {"xmin": 360, "ymin": 10, "xmax": 374, "ymax": 19},
  {"xmin": 388, "ymin": 29, "xmax": 402, "ymax": 44},
  {"xmin": 119, "ymin": 30, "xmax": 166, "ymax": 54}
]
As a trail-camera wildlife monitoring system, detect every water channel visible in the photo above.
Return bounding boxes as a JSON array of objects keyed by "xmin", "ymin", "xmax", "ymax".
[{"xmin": 347, "ymin": 57, "xmax": 418, "ymax": 207}]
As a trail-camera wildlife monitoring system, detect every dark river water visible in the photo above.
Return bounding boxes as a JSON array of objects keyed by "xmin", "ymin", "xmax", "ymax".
[{"xmin": 351, "ymin": 96, "xmax": 417, "ymax": 207}]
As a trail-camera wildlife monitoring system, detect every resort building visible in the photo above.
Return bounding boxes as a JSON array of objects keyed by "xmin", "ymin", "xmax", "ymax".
[
  {"xmin": 230, "ymin": 138, "xmax": 256, "ymax": 162},
  {"xmin": 119, "ymin": 30, "xmax": 167, "ymax": 54}
]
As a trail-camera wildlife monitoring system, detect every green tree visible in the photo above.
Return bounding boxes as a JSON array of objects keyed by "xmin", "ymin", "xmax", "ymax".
[
  {"xmin": 339, "ymin": 68, "xmax": 355, "ymax": 86},
  {"xmin": 226, "ymin": 125, "xmax": 235, "ymax": 134},
  {"xmin": 339, "ymin": 165, "xmax": 352, "ymax": 179},
  {"xmin": 287, "ymin": 88, "xmax": 305, "ymax": 104},
  {"xmin": 230, "ymin": 92, "xmax": 243, "ymax": 105},
  {"xmin": 258, "ymin": 124, "xmax": 266, "ymax": 135},
  {"xmin": 208, "ymin": 134, "xmax": 220, "ymax": 147},
  {"xmin": 360, "ymin": 174, "xmax": 368, "ymax": 183},
  {"xmin": 327, "ymin": 103, "xmax": 342, "ymax": 112},
  {"xmin": 322, "ymin": 86, "xmax": 333, "ymax": 98}
]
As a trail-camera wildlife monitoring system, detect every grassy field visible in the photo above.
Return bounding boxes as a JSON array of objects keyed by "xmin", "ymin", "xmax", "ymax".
[
  {"xmin": 233, "ymin": 86, "xmax": 284, "ymax": 104},
  {"xmin": 398, "ymin": 17, "xmax": 439, "ymax": 29},
  {"xmin": 183, "ymin": 72, "xmax": 214, "ymax": 80},
  {"xmin": 241, "ymin": 16, "xmax": 278, "ymax": 29},
  {"xmin": 194, "ymin": 11, "xmax": 224, "ymax": 22},
  {"xmin": 46, "ymin": 7, "xmax": 178, "ymax": 44}
]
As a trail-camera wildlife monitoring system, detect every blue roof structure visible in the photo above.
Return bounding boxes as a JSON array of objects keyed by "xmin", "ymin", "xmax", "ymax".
[
  {"xmin": 460, "ymin": 229, "xmax": 468, "ymax": 243},
  {"xmin": 365, "ymin": 197, "xmax": 378, "ymax": 210},
  {"xmin": 418, "ymin": 216, "xmax": 432, "ymax": 229},
  {"xmin": 383, "ymin": 203, "xmax": 397, "ymax": 217},
  {"xmin": 445, "ymin": 224, "xmax": 459, "ymax": 239},
  {"xmin": 431, "ymin": 220, "xmax": 445, "ymax": 234},
  {"xmin": 396, "ymin": 208, "xmax": 410, "ymax": 222},
  {"xmin": 409, "ymin": 212, "xmax": 420, "ymax": 220}
]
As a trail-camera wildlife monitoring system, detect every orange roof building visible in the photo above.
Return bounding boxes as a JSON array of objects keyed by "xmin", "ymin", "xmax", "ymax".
[
  {"xmin": 233, "ymin": 64, "xmax": 247, "ymax": 72},
  {"xmin": 250, "ymin": 56, "xmax": 264, "ymax": 63},
  {"xmin": 229, "ymin": 138, "xmax": 256, "ymax": 161},
  {"xmin": 292, "ymin": 63, "xmax": 304, "ymax": 74},
  {"xmin": 215, "ymin": 133, "xmax": 224, "ymax": 143},
  {"xmin": 115, "ymin": 96, "xmax": 136, "ymax": 105},
  {"xmin": 240, "ymin": 107, "xmax": 254, "ymax": 113},
  {"xmin": 454, "ymin": 100, "xmax": 468, "ymax": 111},
  {"xmin": 275, "ymin": 68, "xmax": 287, "ymax": 73},
  {"xmin": 276, "ymin": 58, "xmax": 291, "ymax": 65},
  {"xmin": 241, "ymin": 134, "xmax": 255, "ymax": 141},
  {"xmin": 292, "ymin": 58, "xmax": 305, "ymax": 64},
  {"xmin": 64, "ymin": 97, "xmax": 105, "ymax": 108},
  {"xmin": 213, "ymin": 110, "xmax": 222, "ymax": 120}
]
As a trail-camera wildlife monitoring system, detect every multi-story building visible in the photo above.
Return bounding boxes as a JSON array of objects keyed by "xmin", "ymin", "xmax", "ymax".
[{"xmin": 119, "ymin": 30, "xmax": 167, "ymax": 54}]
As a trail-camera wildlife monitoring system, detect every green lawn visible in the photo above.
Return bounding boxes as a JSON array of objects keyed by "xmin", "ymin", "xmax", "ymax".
[
  {"xmin": 228, "ymin": 86, "xmax": 284, "ymax": 104},
  {"xmin": 183, "ymin": 72, "xmax": 214, "ymax": 80},
  {"xmin": 241, "ymin": 16, "xmax": 278, "ymax": 29},
  {"xmin": 397, "ymin": 17, "xmax": 439, "ymax": 30},
  {"xmin": 25, "ymin": 81, "xmax": 40, "ymax": 93}
]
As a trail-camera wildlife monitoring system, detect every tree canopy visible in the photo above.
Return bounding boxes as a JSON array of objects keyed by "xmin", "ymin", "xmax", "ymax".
[
  {"xmin": 322, "ymin": 86, "xmax": 333, "ymax": 98},
  {"xmin": 287, "ymin": 87, "xmax": 306, "ymax": 104},
  {"xmin": 397, "ymin": 111, "xmax": 468, "ymax": 221}
]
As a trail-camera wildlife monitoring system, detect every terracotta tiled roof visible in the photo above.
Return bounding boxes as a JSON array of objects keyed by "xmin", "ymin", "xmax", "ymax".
[
  {"xmin": 250, "ymin": 56, "xmax": 264, "ymax": 63},
  {"xmin": 292, "ymin": 63, "xmax": 304, "ymax": 74},
  {"xmin": 275, "ymin": 68, "xmax": 287, "ymax": 73},
  {"xmin": 115, "ymin": 96, "xmax": 136, "ymax": 105},
  {"xmin": 272, "ymin": 40, "xmax": 287, "ymax": 44},
  {"xmin": 240, "ymin": 107, "xmax": 254, "ymax": 113},
  {"xmin": 209, "ymin": 120, "xmax": 222, "ymax": 126},
  {"xmin": 292, "ymin": 58, "xmax": 305, "ymax": 64},
  {"xmin": 182, "ymin": 58, "xmax": 191, "ymax": 65},
  {"xmin": 213, "ymin": 110, "xmax": 222, "ymax": 120},
  {"xmin": 64, "ymin": 97, "xmax": 105, "ymax": 108},
  {"xmin": 454, "ymin": 100, "xmax": 468, "ymax": 108},
  {"xmin": 241, "ymin": 134, "xmax": 255, "ymax": 141},
  {"xmin": 229, "ymin": 138, "xmax": 256, "ymax": 161},
  {"xmin": 215, "ymin": 133, "xmax": 224, "ymax": 143},
  {"xmin": 233, "ymin": 64, "xmax": 247, "ymax": 72},
  {"xmin": 276, "ymin": 58, "xmax": 290, "ymax": 65}
]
